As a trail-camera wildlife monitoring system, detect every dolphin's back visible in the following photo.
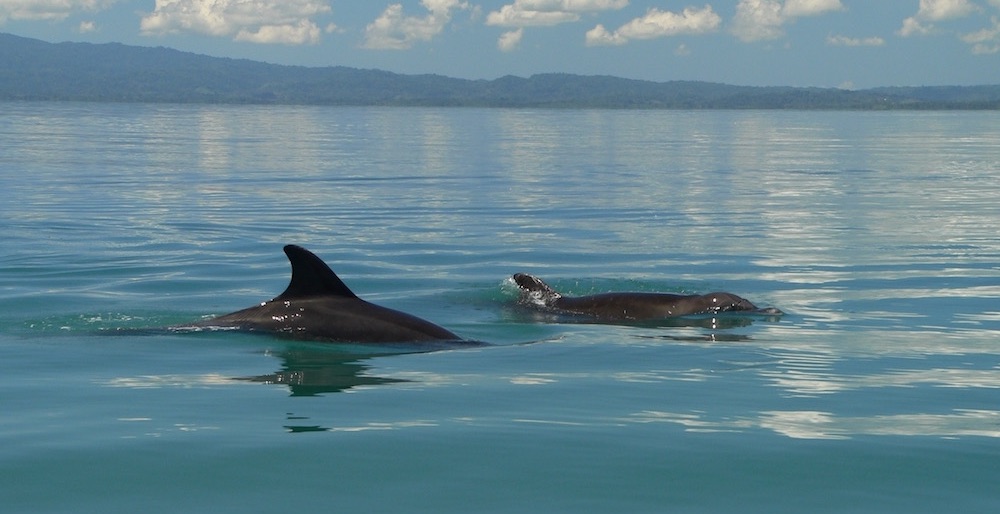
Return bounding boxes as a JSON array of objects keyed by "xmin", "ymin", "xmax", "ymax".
[
  {"xmin": 186, "ymin": 245, "xmax": 463, "ymax": 343},
  {"xmin": 511, "ymin": 272, "xmax": 779, "ymax": 320},
  {"xmin": 554, "ymin": 292, "xmax": 690, "ymax": 319},
  {"xmin": 200, "ymin": 296, "xmax": 461, "ymax": 342}
]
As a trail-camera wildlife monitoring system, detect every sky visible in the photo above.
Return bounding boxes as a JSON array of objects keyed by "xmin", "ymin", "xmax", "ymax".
[{"xmin": 2, "ymin": 0, "xmax": 999, "ymax": 88}]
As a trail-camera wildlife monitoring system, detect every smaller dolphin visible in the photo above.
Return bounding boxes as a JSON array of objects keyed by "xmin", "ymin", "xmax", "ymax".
[
  {"xmin": 512, "ymin": 273, "xmax": 782, "ymax": 321},
  {"xmin": 181, "ymin": 245, "xmax": 467, "ymax": 344}
]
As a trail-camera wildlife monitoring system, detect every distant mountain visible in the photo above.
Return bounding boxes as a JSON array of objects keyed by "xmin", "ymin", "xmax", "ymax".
[{"xmin": 2, "ymin": 33, "xmax": 998, "ymax": 109}]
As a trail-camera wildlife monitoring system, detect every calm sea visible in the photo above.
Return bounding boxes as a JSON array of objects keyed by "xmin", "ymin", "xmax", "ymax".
[{"xmin": 2, "ymin": 102, "xmax": 999, "ymax": 513}]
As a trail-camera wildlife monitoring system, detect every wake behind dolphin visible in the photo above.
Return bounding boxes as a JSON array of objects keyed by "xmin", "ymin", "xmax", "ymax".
[
  {"xmin": 178, "ymin": 245, "xmax": 473, "ymax": 344},
  {"xmin": 512, "ymin": 273, "xmax": 782, "ymax": 321}
]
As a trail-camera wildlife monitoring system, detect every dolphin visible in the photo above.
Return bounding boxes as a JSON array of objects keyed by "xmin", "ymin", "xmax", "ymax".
[
  {"xmin": 180, "ymin": 245, "xmax": 468, "ymax": 344},
  {"xmin": 512, "ymin": 273, "xmax": 782, "ymax": 321}
]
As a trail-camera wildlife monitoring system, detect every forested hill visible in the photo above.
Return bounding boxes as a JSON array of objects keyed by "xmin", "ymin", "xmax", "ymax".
[{"xmin": 2, "ymin": 33, "xmax": 998, "ymax": 109}]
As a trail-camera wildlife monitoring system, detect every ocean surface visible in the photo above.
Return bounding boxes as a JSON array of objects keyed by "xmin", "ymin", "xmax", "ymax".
[{"xmin": 2, "ymin": 102, "xmax": 999, "ymax": 512}]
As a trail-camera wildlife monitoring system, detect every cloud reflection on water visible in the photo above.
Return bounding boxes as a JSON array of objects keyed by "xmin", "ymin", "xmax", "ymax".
[{"xmin": 625, "ymin": 408, "xmax": 1000, "ymax": 440}]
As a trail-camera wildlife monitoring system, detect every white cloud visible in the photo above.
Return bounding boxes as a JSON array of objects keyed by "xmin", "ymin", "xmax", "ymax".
[
  {"xmin": 781, "ymin": 0, "xmax": 845, "ymax": 18},
  {"xmin": 363, "ymin": 0, "xmax": 469, "ymax": 50},
  {"xmin": 486, "ymin": 4, "xmax": 581, "ymax": 27},
  {"xmin": 898, "ymin": 17, "xmax": 933, "ymax": 37},
  {"xmin": 731, "ymin": 0, "xmax": 844, "ymax": 42},
  {"xmin": 961, "ymin": 16, "xmax": 1000, "ymax": 54},
  {"xmin": 586, "ymin": 5, "xmax": 721, "ymax": 46},
  {"xmin": 497, "ymin": 28, "xmax": 524, "ymax": 51},
  {"xmin": 585, "ymin": 23, "xmax": 626, "ymax": 45},
  {"xmin": 731, "ymin": 0, "xmax": 784, "ymax": 42},
  {"xmin": 899, "ymin": 0, "xmax": 999, "ymax": 54},
  {"xmin": 78, "ymin": 20, "xmax": 97, "ymax": 33},
  {"xmin": 826, "ymin": 34, "xmax": 885, "ymax": 46},
  {"xmin": 916, "ymin": 0, "xmax": 979, "ymax": 21},
  {"xmin": 898, "ymin": 0, "xmax": 980, "ymax": 37},
  {"xmin": 235, "ymin": 19, "xmax": 324, "ymax": 45},
  {"xmin": 486, "ymin": 0, "xmax": 628, "ymax": 50},
  {"xmin": 0, "ymin": 0, "xmax": 118, "ymax": 22},
  {"xmin": 140, "ymin": 0, "xmax": 331, "ymax": 45},
  {"xmin": 531, "ymin": 0, "xmax": 630, "ymax": 8},
  {"xmin": 486, "ymin": 0, "xmax": 628, "ymax": 28}
]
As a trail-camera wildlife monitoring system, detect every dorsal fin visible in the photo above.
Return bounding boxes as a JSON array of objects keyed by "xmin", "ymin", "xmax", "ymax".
[{"xmin": 274, "ymin": 245, "xmax": 358, "ymax": 300}]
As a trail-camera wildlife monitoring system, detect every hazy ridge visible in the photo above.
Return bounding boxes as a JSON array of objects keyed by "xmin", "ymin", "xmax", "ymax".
[{"xmin": 2, "ymin": 33, "xmax": 998, "ymax": 109}]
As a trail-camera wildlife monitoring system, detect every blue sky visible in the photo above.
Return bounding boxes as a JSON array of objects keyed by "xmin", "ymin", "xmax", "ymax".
[{"xmin": 2, "ymin": 1, "xmax": 999, "ymax": 88}]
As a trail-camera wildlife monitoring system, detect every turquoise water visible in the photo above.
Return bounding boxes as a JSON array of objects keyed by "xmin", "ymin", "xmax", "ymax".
[{"xmin": 3, "ymin": 103, "xmax": 1000, "ymax": 512}]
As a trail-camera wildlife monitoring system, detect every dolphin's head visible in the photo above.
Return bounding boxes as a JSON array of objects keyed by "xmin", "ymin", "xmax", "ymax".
[
  {"xmin": 512, "ymin": 273, "xmax": 562, "ymax": 306},
  {"xmin": 703, "ymin": 292, "xmax": 783, "ymax": 315},
  {"xmin": 704, "ymin": 292, "xmax": 760, "ymax": 313},
  {"xmin": 513, "ymin": 273, "xmax": 550, "ymax": 292}
]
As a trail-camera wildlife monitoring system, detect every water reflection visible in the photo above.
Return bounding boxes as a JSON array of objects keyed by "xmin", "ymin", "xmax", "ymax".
[
  {"xmin": 11, "ymin": 104, "xmax": 1000, "ymax": 448},
  {"xmin": 760, "ymin": 364, "xmax": 1000, "ymax": 397},
  {"xmin": 12, "ymin": 105, "xmax": 1000, "ymax": 285},
  {"xmin": 104, "ymin": 344, "xmax": 448, "ymax": 397},
  {"xmin": 626, "ymin": 408, "xmax": 1000, "ymax": 440},
  {"xmin": 236, "ymin": 347, "xmax": 409, "ymax": 397}
]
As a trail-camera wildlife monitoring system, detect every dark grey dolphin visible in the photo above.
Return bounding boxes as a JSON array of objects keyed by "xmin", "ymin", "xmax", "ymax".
[
  {"xmin": 512, "ymin": 273, "xmax": 782, "ymax": 321},
  {"xmin": 181, "ymin": 245, "xmax": 467, "ymax": 344}
]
